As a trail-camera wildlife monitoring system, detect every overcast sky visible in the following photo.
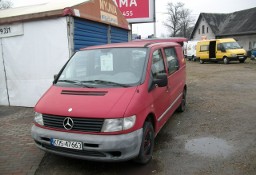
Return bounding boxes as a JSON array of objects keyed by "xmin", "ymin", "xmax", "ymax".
[{"xmin": 9, "ymin": 0, "xmax": 256, "ymax": 38}]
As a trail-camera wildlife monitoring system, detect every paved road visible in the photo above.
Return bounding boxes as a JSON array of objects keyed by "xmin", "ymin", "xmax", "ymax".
[
  {"xmin": 1, "ymin": 61, "xmax": 256, "ymax": 175},
  {"xmin": 0, "ymin": 107, "xmax": 44, "ymax": 175}
]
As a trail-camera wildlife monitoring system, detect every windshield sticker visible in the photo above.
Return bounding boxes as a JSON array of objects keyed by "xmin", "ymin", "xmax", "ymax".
[{"xmin": 100, "ymin": 54, "xmax": 113, "ymax": 71}]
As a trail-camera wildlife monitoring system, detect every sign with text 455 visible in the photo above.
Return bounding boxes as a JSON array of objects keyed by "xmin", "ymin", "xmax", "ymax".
[{"xmin": 113, "ymin": 0, "xmax": 155, "ymax": 23}]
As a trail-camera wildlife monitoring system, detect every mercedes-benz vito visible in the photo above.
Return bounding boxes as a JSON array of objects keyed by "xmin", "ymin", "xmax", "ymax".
[{"xmin": 31, "ymin": 39, "xmax": 187, "ymax": 164}]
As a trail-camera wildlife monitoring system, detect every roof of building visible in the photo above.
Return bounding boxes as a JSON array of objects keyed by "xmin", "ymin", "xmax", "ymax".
[
  {"xmin": 0, "ymin": 0, "xmax": 129, "ymax": 30},
  {"xmin": 190, "ymin": 7, "xmax": 256, "ymax": 39}
]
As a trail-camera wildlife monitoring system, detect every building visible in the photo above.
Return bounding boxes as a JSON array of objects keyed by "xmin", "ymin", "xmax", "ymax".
[
  {"xmin": 190, "ymin": 7, "xmax": 256, "ymax": 51},
  {"xmin": 0, "ymin": 0, "xmax": 130, "ymax": 107}
]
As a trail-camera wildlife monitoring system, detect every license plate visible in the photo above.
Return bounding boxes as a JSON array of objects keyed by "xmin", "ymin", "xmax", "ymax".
[
  {"xmin": 239, "ymin": 57, "xmax": 244, "ymax": 59},
  {"xmin": 51, "ymin": 138, "xmax": 83, "ymax": 150}
]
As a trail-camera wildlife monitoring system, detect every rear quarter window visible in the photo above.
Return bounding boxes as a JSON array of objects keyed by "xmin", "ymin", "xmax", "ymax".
[{"xmin": 200, "ymin": 45, "xmax": 209, "ymax": 52}]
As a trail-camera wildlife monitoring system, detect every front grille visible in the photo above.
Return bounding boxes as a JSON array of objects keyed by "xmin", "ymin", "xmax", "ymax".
[
  {"xmin": 43, "ymin": 114, "xmax": 104, "ymax": 132},
  {"xmin": 42, "ymin": 144, "xmax": 106, "ymax": 157}
]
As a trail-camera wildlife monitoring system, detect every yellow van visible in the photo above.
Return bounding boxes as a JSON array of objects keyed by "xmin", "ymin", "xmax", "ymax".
[{"xmin": 196, "ymin": 38, "xmax": 247, "ymax": 64}]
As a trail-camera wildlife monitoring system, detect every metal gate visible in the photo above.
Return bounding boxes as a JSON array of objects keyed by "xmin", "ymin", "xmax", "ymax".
[
  {"xmin": 110, "ymin": 26, "xmax": 128, "ymax": 43},
  {"xmin": 73, "ymin": 18, "xmax": 129, "ymax": 51},
  {"xmin": 73, "ymin": 18, "xmax": 108, "ymax": 51}
]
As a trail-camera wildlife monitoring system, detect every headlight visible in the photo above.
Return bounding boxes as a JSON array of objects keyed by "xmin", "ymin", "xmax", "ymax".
[
  {"xmin": 101, "ymin": 115, "xmax": 136, "ymax": 132},
  {"xmin": 34, "ymin": 112, "xmax": 44, "ymax": 126}
]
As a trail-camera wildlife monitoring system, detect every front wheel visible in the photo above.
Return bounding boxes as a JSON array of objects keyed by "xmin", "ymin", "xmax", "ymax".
[
  {"xmin": 134, "ymin": 121, "xmax": 154, "ymax": 164},
  {"xmin": 199, "ymin": 59, "xmax": 204, "ymax": 64},
  {"xmin": 177, "ymin": 89, "xmax": 187, "ymax": 112},
  {"xmin": 223, "ymin": 57, "xmax": 229, "ymax": 64}
]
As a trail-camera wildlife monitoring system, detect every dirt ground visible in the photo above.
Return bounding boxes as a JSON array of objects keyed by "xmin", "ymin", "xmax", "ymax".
[{"xmin": 33, "ymin": 60, "xmax": 256, "ymax": 175}]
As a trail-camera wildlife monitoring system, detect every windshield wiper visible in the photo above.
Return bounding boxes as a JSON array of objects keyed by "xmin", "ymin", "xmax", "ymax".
[
  {"xmin": 81, "ymin": 80, "xmax": 131, "ymax": 87},
  {"xmin": 58, "ymin": 80, "xmax": 94, "ymax": 88}
]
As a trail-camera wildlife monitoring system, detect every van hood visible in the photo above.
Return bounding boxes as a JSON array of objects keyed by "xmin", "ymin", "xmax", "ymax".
[
  {"xmin": 227, "ymin": 48, "xmax": 246, "ymax": 55},
  {"xmin": 35, "ymin": 86, "xmax": 138, "ymax": 118}
]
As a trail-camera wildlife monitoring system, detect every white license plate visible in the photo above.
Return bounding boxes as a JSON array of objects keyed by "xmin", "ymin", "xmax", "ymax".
[
  {"xmin": 239, "ymin": 57, "xmax": 244, "ymax": 59},
  {"xmin": 51, "ymin": 138, "xmax": 83, "ymax": 150}
]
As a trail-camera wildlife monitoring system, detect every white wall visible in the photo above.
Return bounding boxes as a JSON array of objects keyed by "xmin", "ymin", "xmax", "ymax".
[
  {"xmin": 232, "ymin": 35, "xmax": 256, "ymax": 51},
  {"xmin": 0, "ymin": 17, "xmax": 70, "ymax": 107},
  {"xmin": 192, "ymin": 17, "xmax": 216, "ymax": 41},
  {"xmin": 0, "ymin": 40, "xmax": 9, "ymax": 105}
]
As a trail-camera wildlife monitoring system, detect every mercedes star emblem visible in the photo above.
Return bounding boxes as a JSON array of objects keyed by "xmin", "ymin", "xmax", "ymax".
[
  {"xmin": 63, "ymin": 117, "xmax": 74, "ymax": 130},
  {"xmin": 68, "ymin": 108, "xmax": 72, "ymax": 112}
]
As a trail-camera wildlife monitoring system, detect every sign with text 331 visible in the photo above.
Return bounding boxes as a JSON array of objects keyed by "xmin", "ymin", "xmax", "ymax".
[
  {"xmin": 0, "ymin": 23, "xmax": 23, "ymax": 38},
  {"xmin": 113, "ymin": 0, "xmax": 155, "ymax": 23}
]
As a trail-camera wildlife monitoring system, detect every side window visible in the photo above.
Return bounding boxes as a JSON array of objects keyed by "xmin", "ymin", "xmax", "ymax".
[
  {"xmin": 217, "ymin": 44, "xmax": 221, "ymax": 51},
  {"xmin": 164, "ymin": 47, "xmax": 179, "ymax": 75},
  {"xmin": 200, "ymin": 45, "xmax": 209, "ymax": 52},
  {"xmin": 151, "ymin": 50, "xmax": 166, "ymax": 78}
]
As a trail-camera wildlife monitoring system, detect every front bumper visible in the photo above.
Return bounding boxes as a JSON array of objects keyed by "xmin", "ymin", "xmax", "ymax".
[
  {"xmin": 228, "ymin": 55, "xmax": 247, "ymax": 61},
  {"xmin": 31, "ymin": 125, "xmax": 143, "ymax": 162}
]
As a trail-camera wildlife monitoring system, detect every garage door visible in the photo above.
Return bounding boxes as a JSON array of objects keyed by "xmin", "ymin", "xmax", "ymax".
[{"xmin": 73, "ymin": 18, "xmax": 108, "ymax": 51}]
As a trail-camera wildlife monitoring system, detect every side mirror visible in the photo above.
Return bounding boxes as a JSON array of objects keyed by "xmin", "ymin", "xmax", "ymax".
[
  {"xmin": 53, "ymin": 74, "xmax": 58, "ymax": 84},
  {"xmin": 153, "ymin": 73, "xmax": 168, "ymax": 87}
]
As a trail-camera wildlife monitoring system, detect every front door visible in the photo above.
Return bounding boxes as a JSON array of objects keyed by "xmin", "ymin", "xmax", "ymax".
[{"xmin": 150, "ymin": 49, "xmax": 170, "ymax": 125}]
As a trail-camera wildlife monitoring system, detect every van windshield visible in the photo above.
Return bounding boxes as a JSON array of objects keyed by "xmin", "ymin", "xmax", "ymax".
[
  {"xmin": 56, "ymin": 48, "xmax": 147, "ymax": 88},
  {"xmin": 222, "ymin": 42, "xmax": 241, "ymax": 50}
]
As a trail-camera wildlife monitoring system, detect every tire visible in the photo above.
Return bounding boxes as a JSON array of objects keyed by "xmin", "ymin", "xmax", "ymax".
[
  {"xmin": 223, "ymin": 57, "xmax": 229, "ymax": 64},
  {"xmin": 177, "ymin": 89, "xmax": 186, "ymax": 112},
  {"xmin": 199, "ymin": 59, "xmax": 204, "ymax": 64},
  {"xmin": 193, "ymin": 57, "xmax": 197, "ymax": 62},
  {"xmin": 134, "ymin": 121, "xmax": 154, "ymax": 164}
]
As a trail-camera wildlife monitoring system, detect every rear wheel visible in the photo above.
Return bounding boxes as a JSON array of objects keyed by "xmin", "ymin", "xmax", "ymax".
[
  {"xmin": 199, "ymin": 59, "xmax": 204, "ymax": 64},
  {"xmin": 135, "ymin": 121, "xmax": 154, "ymax": 164},
  {"xmin": 177, "ymin": 89, "xmax": 187, "ymax": 112}
]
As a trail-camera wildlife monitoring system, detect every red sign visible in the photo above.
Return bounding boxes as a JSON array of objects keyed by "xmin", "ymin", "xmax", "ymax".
[{"xmin": 113, "ymin": 0, "xmax": 155, "ymax": 23}]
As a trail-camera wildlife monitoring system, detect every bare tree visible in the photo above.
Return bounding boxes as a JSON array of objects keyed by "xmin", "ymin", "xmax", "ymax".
[
  {"xmin": 164, "ymin": 2, "xmax": 193, "ymax": 38},
  {"xmin": 0, "ymin": 0, "xmax": 13, "ymax": 10},
  {"xmin": 179, "ymin": 8, "xmax": 193, "ymax": 38}
]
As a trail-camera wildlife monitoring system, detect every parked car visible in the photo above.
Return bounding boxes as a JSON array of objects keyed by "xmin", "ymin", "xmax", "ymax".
[
  {"xmin": 31, "ymin": 38, "xmax": 187, "ymax": 164},
  {"xmin": 196, "ymin": 38, "xmax": 247, "ymax": 64},
  {"xmin": 250, "ymin": 48, "xmax": 256, "ymax": 60},
  {"xmin": 185, "ymin": 41, "xmax": 198, "ymax": 61}
]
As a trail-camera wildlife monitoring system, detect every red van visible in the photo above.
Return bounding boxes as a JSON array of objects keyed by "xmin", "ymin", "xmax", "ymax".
[{"xmin": 31, "ymin": 38, "xmax": 187, "ymax": 164}]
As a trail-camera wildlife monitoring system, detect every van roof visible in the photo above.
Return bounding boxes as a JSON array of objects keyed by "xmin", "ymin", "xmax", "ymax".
[
  {"xmin": 81, "ymin": 39, "xmax": 184, "ymax": 50},
  {"xmin": 198, "ymin": 38, "xmax": 236, "ymax": 43},
  {"xmin": 81, "ymin": 42, "xmax": 179, "ymax": 50}
]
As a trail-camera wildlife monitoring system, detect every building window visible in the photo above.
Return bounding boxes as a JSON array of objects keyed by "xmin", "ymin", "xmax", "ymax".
[
  {"xmin": 202, "ymin": 25, "xmax": 205, "ymax": 34},
  {"xmin": 253, "ymin": 42, "xmax": 256, "ymax": 49},
  {"xmin": 207, "ymin": 27, "xmax": 208, "ymax": 33},
  {"xmin": 198, "ymin": 29, "xmax": 200, "ymax": 34}
]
